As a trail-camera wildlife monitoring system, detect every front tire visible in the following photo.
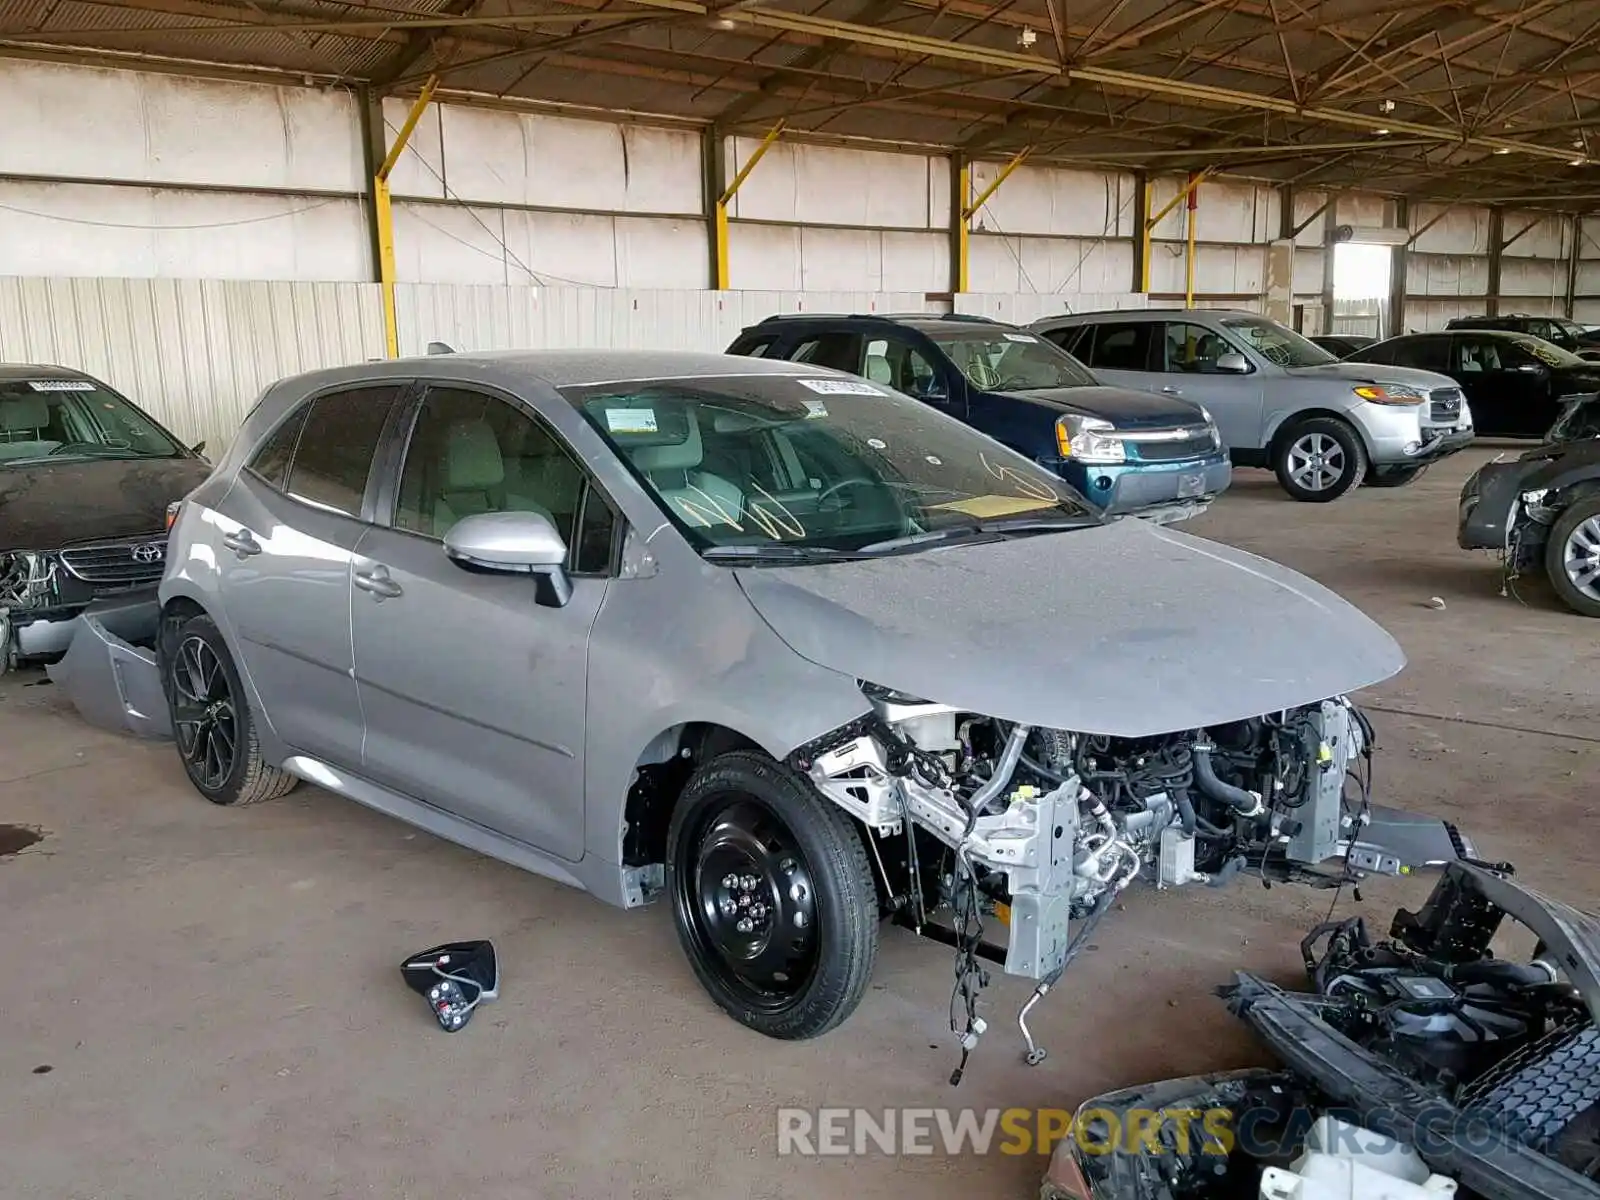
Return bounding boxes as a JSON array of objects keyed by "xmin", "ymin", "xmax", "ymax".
[
  {"xmin": 162, "ymin": 614, "xmax": 299, "ymax": 806},
  {"xmin": 1546, "ymin": 496, "xmax": 1600, "ymax": 618},
  {"xmin": 667, "ymin": 750, "xmax": 878, "ymax": 1040},
  {"xmin": 1274, "ymin": 417, "xmax": 1367, "ymax": 501}
]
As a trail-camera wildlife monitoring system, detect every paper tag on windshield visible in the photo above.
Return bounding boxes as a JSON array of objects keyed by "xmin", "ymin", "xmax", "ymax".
[
  {"xmin": 27, "ymin": 379, "xmax": 95, "ymax": 391},
  {"xmin": 1003, "ymin": 333, "xmax": 1038, "ymax": 343},
  {"xmin": 796, "ymin": 378, "xmax": 883, "ymax": 396},
  {"xmin": 802, "ymin": 400, "xmax": 829, "ymax": 418},
  {"xmin": 604, "ymin": 407, "xmax": 658, "ymax": 434}
]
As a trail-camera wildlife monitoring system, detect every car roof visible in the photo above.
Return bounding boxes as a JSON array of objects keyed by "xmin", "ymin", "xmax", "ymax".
[
  {"xmin": 1036, "ymin": 308, "xmax": 1262, "ymax": 323},
  {"xmin": 0, "ymin": 363, "xmax": 96, "ymax": 381},
  {"xmin": 1409, "ymin": 328, "xmax": 1538, "ymax": 341},
  {"xmin": 745, "ymin": 312, "xmax": 1011, "ymax": 334}
]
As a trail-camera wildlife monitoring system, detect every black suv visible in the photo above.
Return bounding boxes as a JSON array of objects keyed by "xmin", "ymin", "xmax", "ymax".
[
  {"xmin": 1445, "ymin": 314, "xmax": 1600, "ymax": 357},
  {"xmin": 725, "ymin": 313, "xmax": 1231, "ymax": 521}
]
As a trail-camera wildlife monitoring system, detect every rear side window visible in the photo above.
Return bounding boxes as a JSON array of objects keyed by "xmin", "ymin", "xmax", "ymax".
[
  {"xmin": 282, "ymin": 386, "xmax": 403, "ymax": 517},
  {"xmin": 789, "ymin": 332, "xmax": 865, "ymax": 374},
  {"xmin": 246, "ymin": 409, "xmax": 307, "ymax": 489},
  {"xmin": 1044, "ymin": 326, "xmax": 1092, "ymax": 357},
  {"xmin": 1083, "ymin": 322, "xmax": 1153, "ymax": 371},
  {"xmin": 734, "ymin": 335, "xmax": 780, "ymax": 358},
  {"xmin": 1389, "ymin": 337, "xmax": 1450, "ymax": 372}
]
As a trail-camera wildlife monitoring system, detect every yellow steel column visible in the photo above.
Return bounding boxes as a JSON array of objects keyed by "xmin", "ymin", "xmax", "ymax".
[
  {"xmin": 715, "ymin": 122, "xmax": 784, "ymax": 290},
  {"xmin": 375, "ymin": 75, "xmax": 439, "ymax": 359},
  {"xmin": 1185, "ymin": 170, "xmax": 1200, "ymax": 307},
  {"xmin": 956, "ymin": 147, "xmax": 1030, "ymax": 299},
  {"xmin": 1141, "ymin": 169, "xmax": 1211, "ymax": 298}
]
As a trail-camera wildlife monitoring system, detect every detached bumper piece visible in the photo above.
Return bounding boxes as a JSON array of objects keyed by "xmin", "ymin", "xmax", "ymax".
[
  {"xmin": 1044, "ymin": 861, "xmax": 1600, "ymax": 1200},
  {"xmin": 45, "ymin": 592, "xmax": 169, "ymax": 740}
]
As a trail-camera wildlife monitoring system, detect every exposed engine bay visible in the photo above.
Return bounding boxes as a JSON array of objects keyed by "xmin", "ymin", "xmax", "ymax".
[
  {"xmin": 791, "ymin": 683, "xmax": 1471, "ymax": 1077},
  {"xmin": 1044, "ymin": 862, "xmax": 1600, "ymax": 1200}
]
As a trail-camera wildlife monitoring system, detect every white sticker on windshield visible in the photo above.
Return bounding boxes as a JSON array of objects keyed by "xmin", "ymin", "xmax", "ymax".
[
  {"xmin": 604, "ymin": 407, "xmax": 658, "ymax": 434},
  {"xmin": 796, "ymin": 378, "xmax": 884, "ymax": 396},
  {"xmin": 867, "ymin": 438, "xmax": 888, "ymax": 450},
  {"xmin": 802, "ymin": 400, "xmax": 829, "ymax": 419},
  {"xmin": 1003, "ymin": 332, "xmax": 1038, "ymax": 343},
  {"xmin": 27, "ymin": 379, "xmax": 95, "ymax": 391}
]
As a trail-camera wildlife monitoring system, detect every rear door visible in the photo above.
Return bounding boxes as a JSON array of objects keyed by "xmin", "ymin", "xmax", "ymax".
[
  {"xmin": 349, "ymin": 382, "xmax": 616, "ymax": 860},
  {"xmin": 212, "ymin": 383, "xmax": 407, "ymax": 768},
  {"xmin": 1073, "ymin": 319, "xmax": 1159, "ymax": 393}
]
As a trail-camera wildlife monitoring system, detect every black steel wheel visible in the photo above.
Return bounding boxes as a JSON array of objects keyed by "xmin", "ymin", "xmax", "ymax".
[
  {"xmin": 667, "ymin": 751, "xmax": 877, "ymax": 1040},
  {"xmin": 162, "ymin": 612, "xmax": 298, "ymax": 806}
]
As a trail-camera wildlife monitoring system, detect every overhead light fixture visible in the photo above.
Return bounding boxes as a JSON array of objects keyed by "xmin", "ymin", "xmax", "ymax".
[
  {"xmin": 1492, "ymin": 147, "xmax": 1512, "ymax": 155},
  {"xmin": 1574, "ymin": 139, "xmax": 1586, "ymax": 150},
  {"xmin": 1374, "ymin": 127, "xmax": 1391, "ymax": 136},
  {"xmin": 1378, "ymin": 99, "xmax": 1396, "ymax": 113},
  {"xmin": 1018, "ymin": 26, "xmax": 1037, "ymax": 47},
  {"xmin": 1570, "ymin": 158, "xmax": 1588, "ymax": 167}
]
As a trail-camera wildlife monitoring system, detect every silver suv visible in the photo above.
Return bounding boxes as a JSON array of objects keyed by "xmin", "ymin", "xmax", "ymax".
[{"xmin": 1032, "ymin": 309, "xmax": 1475, "ymax": 501}]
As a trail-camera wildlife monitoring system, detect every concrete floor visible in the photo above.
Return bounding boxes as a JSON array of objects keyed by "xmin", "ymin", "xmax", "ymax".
[{"xmin": 3, "ymin": 446, "xmax": 1597, "ymax": 1200}]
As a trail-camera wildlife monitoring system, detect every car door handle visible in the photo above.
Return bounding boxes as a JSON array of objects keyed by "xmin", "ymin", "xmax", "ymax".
[
  {"xmin": 1161, "ymin": 386, "xmax": 1184, "ymax": 395},
  {"xmin": 353, "ymin": 565, "xmax": 403, "ymax": 600},
  {"xmin": 222, "ymin": 529, "xmax": 261, "ymax": 558}
]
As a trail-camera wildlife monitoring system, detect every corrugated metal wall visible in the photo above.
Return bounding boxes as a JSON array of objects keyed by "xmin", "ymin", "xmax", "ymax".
[{"xmin": 0, "ymin": 276, "xmax": 383, "ymax": 454}]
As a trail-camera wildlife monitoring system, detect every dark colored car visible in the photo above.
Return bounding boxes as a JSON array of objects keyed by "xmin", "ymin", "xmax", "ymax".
[
  {"xmin": 1446, "ymin": 312, "xmax": 1600, "ymax": 356},
  {"xmin": 1309, "ymin": 333, "xmax": 1376, "ymax": 357},
  {"xmin": 0, "ymin": 364, "xmax": 210, "ymax": 667},
  {"xmin": 1346, "ymin": 329, "xmax": 1600, "ymax": 439},
  {"xmin": 726, "ymin": 314, "xmax": 1231, "ymax": 521},
  {"xmin": 1458, "ymin": 437, "xmax": 1600, "ymax": 616}
]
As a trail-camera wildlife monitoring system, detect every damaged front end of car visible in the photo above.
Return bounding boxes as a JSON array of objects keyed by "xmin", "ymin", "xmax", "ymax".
[
  {"xmin": 789, "ymin": 681, "xmax": 1475, "ymax": 1077},
  {"xmin": 1043, "ymin": 861, "xmax": 1600, "ymax": 1200}
]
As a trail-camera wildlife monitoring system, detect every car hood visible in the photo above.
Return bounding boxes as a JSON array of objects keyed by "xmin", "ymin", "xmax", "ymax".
[
  {"xmin": 998, "ymin": 385, "xmax": 1203, "ymax": 429},
  {"xmin": 0, "ymin": 455, "xmax": 211, "ymax": 552},
  {"xmin": 1287, "ymin": 361, "xmax": 1458, "ymax": 391},
  {"xmin": 734, "ymin": 518, "xmax": 1404, "ymax": 737}
]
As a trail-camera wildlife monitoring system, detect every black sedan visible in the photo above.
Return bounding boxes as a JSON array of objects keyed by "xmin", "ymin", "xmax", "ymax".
[
  {"xmin": 1308, "ymin": 333, "xmax": 1375, "ymax": 358},
  {"xmin": 1346, "ymin": 329, "xmax": 1600, "ymax": 439}
]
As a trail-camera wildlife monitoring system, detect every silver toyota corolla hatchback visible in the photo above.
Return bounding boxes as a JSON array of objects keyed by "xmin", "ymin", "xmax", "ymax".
[{"xmin": 158, "ymin": 350, "xmax": 1467, "ymax": 1055}]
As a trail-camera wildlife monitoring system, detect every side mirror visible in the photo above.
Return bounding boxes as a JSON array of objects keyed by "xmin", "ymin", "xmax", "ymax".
[
  {"xmin": 189, "ymin": 440, "xmax": 207, "ymax": 456},
  {"xmin": 1215, "ymin": 352, "xmax": 1251, "ymax": 374},
  {"xmin": 444, "ymin": 511, "xmax": 571, "ymax": 607}
]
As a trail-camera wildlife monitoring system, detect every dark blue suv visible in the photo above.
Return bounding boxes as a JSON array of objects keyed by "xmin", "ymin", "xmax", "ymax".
[{"xmin": 726, "ymin": 313, "xmax": 1231, "ymax": 520}]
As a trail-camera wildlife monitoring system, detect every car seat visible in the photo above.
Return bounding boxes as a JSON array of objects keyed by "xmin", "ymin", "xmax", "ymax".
[
  {"xmin": 0, "ymin": 394, "xmax": 61, "ymax": 461},
  {"xmin": 432, "ymin": 417, "xmax": 554, "ymax": 535},
  {"xmin": 629, "ymin": 411, "xmax": 744, "ymax": 528},
  {"xmin": 863, "ymin": 354, "xmax": 894, "ymax": 386}
]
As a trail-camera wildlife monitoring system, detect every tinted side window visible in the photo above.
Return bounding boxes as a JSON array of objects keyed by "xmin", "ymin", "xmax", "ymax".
[
  {"xmin": 735, "ymin": 334, "xmax": 779, "ymax": 358},
  {"xmin": 1353, "ymin": 341, "xmax": 1393, "ymax": 365},
  {"xmin": 789, "ymin": 332, "xmax": 865, "ymax": 374},
  {"xmin": 395, "ymin": 386, "xmax": 585, "ymax": 549},
  {"xmin": 1390, "ymin": 337, "xmax": 1450, "ymax": 372},
  {"xmin": 1084, "ymin": 322, "xmax": 1152, "ymax": 371},
  {"xmin": 572, "ymin": 487, "xmax": 618, "ymax": 575},
  {"xmin": 1160, "ymin": 322, "xmax": 1234, "ymax": 373},
  {"xmin": 283, "ymin": 386, "xmax": 401, "ymax": 516},
  {"xmin": 247, "ymin": 407, "xmax": 307, "ymax": 490},
  {"xmin": 1047, "ymin": 325, "xmax": 1092, "ymax": 357}
]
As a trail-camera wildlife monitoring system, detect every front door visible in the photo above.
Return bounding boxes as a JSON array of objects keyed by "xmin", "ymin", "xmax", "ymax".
[
  {"xmin": 1151, "ymin": 321, "xmax": 1266, "ymax": 449},
  {"xmin": 350, "ymin": 384, "xmax": 615, "ymax": 862},
  {"xmin": 212, "ymin": 383, "xmax": 405, "ymax": 768},
  {"xmin": 1452, "ymin": 335, "xmax": 1546, "ymax": 437}
]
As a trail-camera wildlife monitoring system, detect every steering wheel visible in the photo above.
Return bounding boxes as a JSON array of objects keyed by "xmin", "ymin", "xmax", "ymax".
[
  {"xmin": 965, "ymin": 360, "xmax": 1000, "ymax": 389},
  {"xmin": 816, "ymin": 477, "xmax": 882, "ymax": 507},
  {"xmin": 1258, "ymin": 343, "xmax": 1291, "ymax": 367}
]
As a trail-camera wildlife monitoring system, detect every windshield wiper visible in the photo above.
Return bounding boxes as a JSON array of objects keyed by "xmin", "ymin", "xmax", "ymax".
[
  {"xmin": 973, "ymin": 512, "xmax": 1100, "ymax": 534},
  {"xmin": 857, "ymin": 511, "xmax": 1096, "ymax": 556},
  {"xmin": 701, "ymin": 544, "xmax": 865, "ymax": 565}
]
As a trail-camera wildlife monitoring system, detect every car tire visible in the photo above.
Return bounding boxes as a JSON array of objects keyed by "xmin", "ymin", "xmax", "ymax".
[
  {"xmin": 1273, "ymin": 417, "xmax": 1368, "ymax": 502},
  {"xmin": 667, "ymin": 750, "xmax": 878, "ymax": 1040},
  {"xmin": 1545, "ymin": 496, "xmax": 1600, "ymax": 618},
  {"xmin": 162, "ymin": 613, "xmax": 299, "ymax": 806},
  {"xmin": 1363, "ymin": 464, "xmax": 1429, "ymax": 488}
]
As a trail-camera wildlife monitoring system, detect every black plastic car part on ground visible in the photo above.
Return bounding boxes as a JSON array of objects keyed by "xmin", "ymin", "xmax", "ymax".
[
  {"xmin": 1046, "ymin": 861, "xmax": 1600, "ymax": 1200},
  {"xmin": 0, "ymin": 365, "xmax": 210, "ymax": 665},
  {"xmin": 1347, "ymin": 330, "xmax": 1600, "ymax": 439}
]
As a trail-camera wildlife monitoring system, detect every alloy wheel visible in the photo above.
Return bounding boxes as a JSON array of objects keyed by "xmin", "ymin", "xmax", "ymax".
[
  {"xmin": 1563, "ymin": 516, "xmax": 1600, "ymax": 600},
  {"xmin": 676, "ymin": 797, "xmax": 820, "ymax": 1011},
  {"xmin": 1287, "ymin": 432, "xmax": 1347, "ymax": 492},
  {"xmin": 171, "ymin": 635, "xmax": 238, "ymax": 791}
]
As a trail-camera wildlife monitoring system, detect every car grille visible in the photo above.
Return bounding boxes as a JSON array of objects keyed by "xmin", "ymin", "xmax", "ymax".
[
  {"xmin": 57, "ymin": 537, "xmax": 168, "ymax": 591},
  {"xmin": 1129, "ymin": 428, "xmax": 1219, "ymax": 462},
  {"xmin": 1429, "ymin": 387, "xmax": 1463, "ymax": 423}
]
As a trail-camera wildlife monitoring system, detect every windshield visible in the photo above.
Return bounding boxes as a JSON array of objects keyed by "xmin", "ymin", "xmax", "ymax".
[
  {"xmin": 0, "ymin": 378, "xmax": 182, "ymax": 467},
  {"xmin": 1513, "ymin": 336, "xmax": 1584, "ymax": 368},
  {"xmin": 1221, "ymin": 317, "xmax": 1337, "ymax": 368},
  {"xmin": 565, "ymin": 374, "xmax": 1094, "ymax": 557},
  {"xmin": 926, "ymin": 329, "xmax": 1096, "ymax": 391}
]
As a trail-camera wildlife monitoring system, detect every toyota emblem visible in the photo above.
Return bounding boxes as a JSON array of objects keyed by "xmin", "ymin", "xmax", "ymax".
[{"xmin": 130, "ymin": 542, "xmax": 165, "ymax": 564}]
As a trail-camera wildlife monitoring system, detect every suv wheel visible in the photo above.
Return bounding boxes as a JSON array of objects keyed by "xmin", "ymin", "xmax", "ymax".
[
  {"xmin": 1274, "ymin": 417, "xmax": 1367, "ymax": 502},
  {"xmin": 1546, "ymin": 496, "xmax": 1600, "ymax": 618},
  {"xmin": 163, "ymin": 613, "xmax": 299, "ymax": 806},
  {"xmin": 667, "ymin": 750, "xmax": 878, "ymax": 1040}
]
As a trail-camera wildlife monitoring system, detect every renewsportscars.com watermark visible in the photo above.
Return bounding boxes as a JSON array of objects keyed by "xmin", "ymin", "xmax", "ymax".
[
  {"xmin": 776, "ymin": 1103, "xmax": 1524, "ymax": 1158},
  {"xmin": 777, "ymin": 1107, "xmax": 1235, "ymax": 1158}
]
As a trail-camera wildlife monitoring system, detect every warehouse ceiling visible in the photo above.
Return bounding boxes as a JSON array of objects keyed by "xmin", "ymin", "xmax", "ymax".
[{"xmin": 5, "ymin": 0, "xmax": 1600, "ymax": 208}]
